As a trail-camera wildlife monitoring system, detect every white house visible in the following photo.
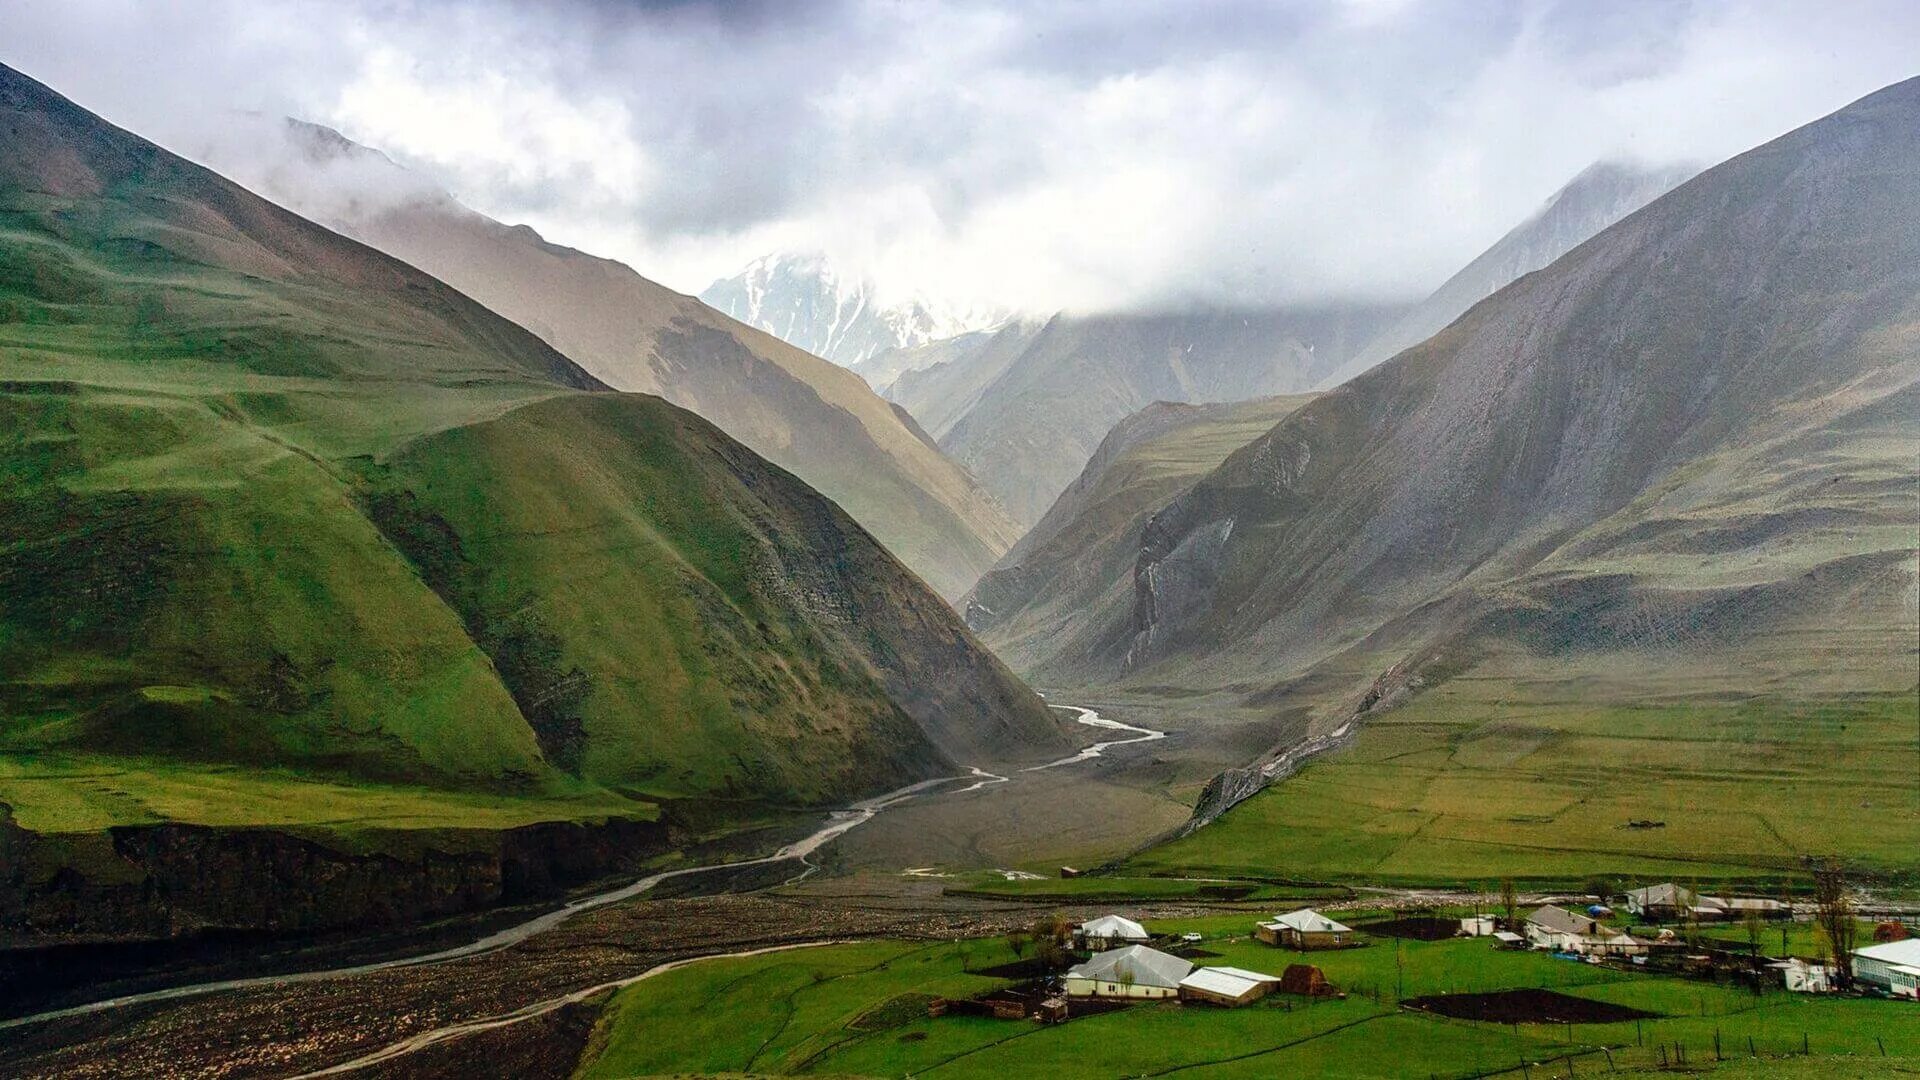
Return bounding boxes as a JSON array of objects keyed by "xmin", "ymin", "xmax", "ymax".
[
  {"xmin": 1524, "ymin": 905, "xmax": 1600, "ymax": 952},
  {"xmin": 1256, "ymin": 909, "xmax": 1355, "ymax": 949},
  {"xmin": 1853, "ymin": 939, "xmax": 1920, "ymax": 999},
  {"xmin": 1063, "ymin": 945, "xmax": 1193, "ymax": 999},
  {"xmin": 1074, "ymin": 914, "xmax": 1152, "ymax": 951}
]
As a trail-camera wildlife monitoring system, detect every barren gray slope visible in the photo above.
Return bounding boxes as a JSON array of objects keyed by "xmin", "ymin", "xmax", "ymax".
[{"xmin": 1101, "ymin": 77, "xmax": 1920, "ymax": 715}]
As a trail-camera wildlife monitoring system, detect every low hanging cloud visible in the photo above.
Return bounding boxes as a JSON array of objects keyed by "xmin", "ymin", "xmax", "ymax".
[{"xmin": 8, "ymin": 0, "xmax": 1917, "ymax": 313}]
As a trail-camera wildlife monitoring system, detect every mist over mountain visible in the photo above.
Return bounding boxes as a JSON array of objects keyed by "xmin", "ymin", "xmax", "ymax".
[
  {"xmin": 1009, "ymin": 79, "xmax": 1918, "ymax": 731},
  {"xmin": 909, "ymin": 304, "xmax": 1404, "ymax": 526},
  {"xmin": 188, "ymin": 119, "xmax": 1023, "ymax": 599},
  {"xmin": 1318, "ymin": 159, "xmax": 1700, "ymax": 389},
  {"xmin": 701, "ymin": 252, "xmax": 1012, "ymax": 370}
]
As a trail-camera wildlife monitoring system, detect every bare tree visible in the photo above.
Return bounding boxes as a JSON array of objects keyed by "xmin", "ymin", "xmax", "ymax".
[
  {"xmin": 1811, "ymin": 859, "xmax": 1857, "ymax": 987},
  {"xmin": 1007, "ymin": 929, "xmax": 1030, "ymax": 959},
  {"xmin": 1744, "ymin": 907, "xmax": 1766, "ymax": 956},
  {"xmin": 1500, "ymin": 879, "xmax": 1519, "ymax": 931}
]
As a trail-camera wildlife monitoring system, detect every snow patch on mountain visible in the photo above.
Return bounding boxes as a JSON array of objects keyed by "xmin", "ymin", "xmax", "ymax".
[{"xmin": 701, "ymin": 252, "xmax": 1012, "ymax": 367}]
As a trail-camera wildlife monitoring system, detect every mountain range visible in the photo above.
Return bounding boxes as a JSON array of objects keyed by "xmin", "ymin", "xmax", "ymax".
[
  {"xmin": 0, "ymin": 58, "xmax": 1061, "ymax": 882},
  {"xmin": 901, "ymin": 305, "xmax": 1403, "ymax": 526},
  {"xmin": 191, "ymin": 123, "xmax": 1021, "ymax": 600},
  {"xmin": 980, "ymin": 76, "xmax": 1920, "ymax": 741}
]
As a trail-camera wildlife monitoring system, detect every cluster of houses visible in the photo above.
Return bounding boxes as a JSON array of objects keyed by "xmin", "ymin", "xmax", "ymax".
[
  {"xmin": 1490, "ymin": 883, "xmax": 1918, "ymax": 1001},
  {"xmin": 982, "ymin": 892, "xmax": 1915, "ymax": 1025},
  {"xmin": 1052, "ymin": 913, "xmax": 1340, "ymax": 1009}
]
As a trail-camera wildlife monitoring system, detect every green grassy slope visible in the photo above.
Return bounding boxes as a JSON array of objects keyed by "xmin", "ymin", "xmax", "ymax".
[
  {"xmin": 217, "ymin": 119, "xmax": 1022, "ymax": 600},
  {"xmin": 1131, "ymin": 660, "xmax": 1920, "ymax": 888},
  {"xmin": 367, "ymin": 392, "xmax": 1047, "ymax": 803},
  {"xmin": 0, "ymin": 62, "xmax": 1058, "ymax": 843}
]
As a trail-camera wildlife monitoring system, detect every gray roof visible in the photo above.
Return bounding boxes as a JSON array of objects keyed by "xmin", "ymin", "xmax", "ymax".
[
  {"xmin": 1263, "ymin": 908, "xmax": 1353, "ymax": 934},
  {"xmin": 1065, "ymin": 945, "xmax": 1194, "ymax": 989},
  {"xmin": 1527, "ymin": 905, "xmax": 1598, "ymax": 936},
  {"xmin": 1626, "ymin": 883, "xmax": 1695, "ymax": 907}
]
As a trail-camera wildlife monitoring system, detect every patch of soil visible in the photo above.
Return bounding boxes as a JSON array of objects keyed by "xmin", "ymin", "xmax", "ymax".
[
  {"xmin": 1171, "ymin": 947, "xmax": 1223, "ymax": 959},
  {"xmin": 1066, "ymin": 997, "xmax": 1135, "ymax": 1019},
  {"xmin": 1364, "ymin": 916, "xmax": 1461, "ymax": 941},
  {"xmin": 1402, "ymin": 989, "xmax": 1661, "ymax": 1025}
]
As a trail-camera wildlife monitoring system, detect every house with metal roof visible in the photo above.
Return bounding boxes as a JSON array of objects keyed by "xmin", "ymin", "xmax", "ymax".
[
  {"xmin": 1255, "ymin": 909, "xmax": 1356, "ymax": 950},
  {"xmin": 1853, "ymin": 938, "xmax": 1920, "ymax": 999},
  {"xmin": 1178, "ymin": 966, "xmax": 1281, "ymax": 1007},
  {"xmin": 1062, "ymin": 944, "xmax": 1193, "ymax": 999},
  {"xmin": 1073, "ymin": 914, "xmax": 1152, "ymax": 951},
  {"xmin": 1524, "ymin": 905, "xmax": 1599, "ymax": 951}
]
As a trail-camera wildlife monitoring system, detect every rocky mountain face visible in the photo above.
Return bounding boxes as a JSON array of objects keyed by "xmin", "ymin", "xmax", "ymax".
[
  {"xmin": 965, "ymin": 395, "xmax": 1314, "ymax": 681},
  {"xmin": 196, "ymin": 122, "xmax": 1020, "ymax": 600},
  {"xmin": 701, "ymin": 251, "xmax": 1011, "ymax": 368},
  {"xmin": 922, "ymin": 305, "xmax": 1402, "ymax": 526},
  {"xmin": 0, "ymin": 63, "xmax": 1062, "ymax": 940},
  {"xmin": 1318, "ymin": 159, "xmax": 1697, "ymax": 389},
  {"xmin": 1087, "ymin": 78, "xmax": 1920, "ymax": 725}
]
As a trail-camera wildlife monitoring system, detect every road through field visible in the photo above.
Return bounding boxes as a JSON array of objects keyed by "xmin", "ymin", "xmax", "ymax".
[{"xmin": 0, "ymin": 702, "xmax": 1161, "ymax": 1042}]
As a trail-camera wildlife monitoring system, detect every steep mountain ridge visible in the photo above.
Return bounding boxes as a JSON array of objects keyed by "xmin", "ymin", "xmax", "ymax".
[
  {"xmin": 1097, "ymin": 78, "xmax": 1920, "ymax": 725},
  {"xmin": 966, "ymin": 395, "xmax": 1315, "ymax": 680},
  {"xmin": 1320, "ymin": 159, "xmax": 1697, "ymax": 389},
  {"xmin": 193, "ymin": 122, "xmax": 1020, "ymax": 599}
]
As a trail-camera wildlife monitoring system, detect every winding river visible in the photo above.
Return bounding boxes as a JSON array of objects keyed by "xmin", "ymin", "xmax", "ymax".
[{"xmin": 2, "ymin": 702, "xmax": 1164, "ymax": 1038}]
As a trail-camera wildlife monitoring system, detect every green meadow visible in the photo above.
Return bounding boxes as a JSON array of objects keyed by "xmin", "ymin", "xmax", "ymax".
[
  {"xmin": 1127, "ymin": 679, "xmax": 1920, "ymax": 890},
  {"xmin": 575, "ymin": 911, "xmax": 1916, "ymax": 1079}
]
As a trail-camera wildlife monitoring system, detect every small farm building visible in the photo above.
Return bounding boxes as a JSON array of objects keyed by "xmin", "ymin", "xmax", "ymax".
[
  {"xmin": 1278, "ymin": 963, "xmax": 1336, "ymax": 996},
  {"xmin": 1178, "ymin": 966, "xmax": 1281, "ymax": 1006},
  {"xmin": 1063, "ymin": 945, "xmax": 1192, "ymax": 999},
  {"xmin": 1256, "ymin": 909, "xmax": 1355, "ymax": 949},
  {"xmin": 1460, "ymin": 916, "xmax": 1499, "ymax": 937},
  {"xmin": 1769, "ymin": 958, "xmax": 1835, "ymax": 993}
]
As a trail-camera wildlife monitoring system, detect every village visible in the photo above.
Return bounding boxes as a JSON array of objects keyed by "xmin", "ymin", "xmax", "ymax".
[{"xmin": 927, "ymin": 882, "xmax": 1920, "ymax": 1030}]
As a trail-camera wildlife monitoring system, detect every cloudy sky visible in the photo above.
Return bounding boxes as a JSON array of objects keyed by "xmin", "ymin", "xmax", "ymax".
[{"xmin": 8, "ymin": 0, "xmax": 1916, "ymax": 313}]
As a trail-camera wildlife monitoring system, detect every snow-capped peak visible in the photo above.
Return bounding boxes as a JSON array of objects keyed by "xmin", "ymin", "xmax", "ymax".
[{"xmin": 700, "ymin": 252, "xmax": 1011, "ymax": 367}]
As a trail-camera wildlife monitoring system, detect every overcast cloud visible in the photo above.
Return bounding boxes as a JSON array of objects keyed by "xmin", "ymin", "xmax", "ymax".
[{"xmin": 8, "ymin": 0, "xmax": 1916, "ymax": 312}]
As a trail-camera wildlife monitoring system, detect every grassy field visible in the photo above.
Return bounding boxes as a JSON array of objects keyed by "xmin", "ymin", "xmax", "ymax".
[
  {"xmin": 576, "ymin": 912, "xmax": 1918, "ymax": 1079},
  {"xmin": 1125, "ymin": 678, "xmax": 1920, "ymax": 890},
  {"xmin": 0, "ymin": 750, "xmax": 650, "ymax": 835}
]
